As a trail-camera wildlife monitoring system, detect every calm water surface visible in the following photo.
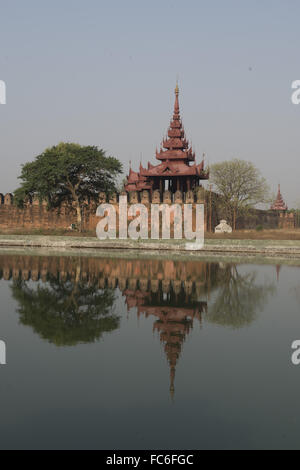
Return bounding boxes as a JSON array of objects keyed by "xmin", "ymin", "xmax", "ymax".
[{"xmin": 0, "ymin": 251, "xmax": 300, "ymax": 450}]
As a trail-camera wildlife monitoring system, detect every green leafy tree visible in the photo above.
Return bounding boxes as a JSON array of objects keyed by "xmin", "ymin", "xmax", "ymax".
[
  {"xmin": 14, "ymin": 142, "xmax": 123, "ymax": 231},
  {"xmin": 11, "ymin": 266, "xmax": 119, "ymax": 346},
  {"xmin": 211, "ymin": 159, "xmax": 270, "ymax": 230}
]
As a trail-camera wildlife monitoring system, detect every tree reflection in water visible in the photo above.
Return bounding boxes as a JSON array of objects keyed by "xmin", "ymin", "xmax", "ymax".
[
  {"xmin": 11, "ymin": 265, "xmax": 119, "ymax": 346},
  {"xmin": 207, "ymin": 263, "xmax": 276, "ymax": 328},
  {"xmin": 0, "ymin": 254, "xmax": 276, "ymax": 397}
]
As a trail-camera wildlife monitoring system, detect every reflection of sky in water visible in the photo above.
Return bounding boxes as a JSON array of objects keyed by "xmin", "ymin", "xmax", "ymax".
[{"xmin": 0, "ymin": 254, "xmax": 300, "ymax": 450}]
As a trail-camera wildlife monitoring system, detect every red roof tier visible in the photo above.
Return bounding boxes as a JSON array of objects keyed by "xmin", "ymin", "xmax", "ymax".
[
  {"xmin": 125, "ymin": 84, "xmax": 209, "ymax": 193},
  {"xmin": 271, "ymin": 185, "xmax": 288, "ymax": 211}
]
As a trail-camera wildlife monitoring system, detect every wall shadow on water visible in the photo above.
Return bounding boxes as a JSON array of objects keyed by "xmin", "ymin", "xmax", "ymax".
[{"xmin": 0, "ymin": 254, "xmax": 276, "ymax": 396}]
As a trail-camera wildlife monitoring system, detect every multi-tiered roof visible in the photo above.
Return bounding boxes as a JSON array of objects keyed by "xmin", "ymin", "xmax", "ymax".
[
  {"xmin": 125, "ymin": 85, "xmax": 209, "ymax": 193},
  {"xmin": 271, "ymin": 185, "xmax": 288, "ymax": 211}
]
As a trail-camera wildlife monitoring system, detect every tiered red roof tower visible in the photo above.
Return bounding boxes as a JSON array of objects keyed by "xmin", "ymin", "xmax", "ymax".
[
  {"xmin": 125, "ymin": 84, "xmax": 209, "ymax": 193},
  {"xmin": 270, "ymin": 185, "xmax": 288, "ymax": 211},
  {"xmin": 123, "ymin": 285, "xmax": 206, "ymax": 399}
]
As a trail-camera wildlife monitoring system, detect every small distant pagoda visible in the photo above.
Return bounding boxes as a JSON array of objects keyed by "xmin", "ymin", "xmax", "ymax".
[
  {"xmin": 270, "ymin": 185, "xmax": 295, "ymax": 229},
  {"xmin": 125, "ymin": 84, "xmax": 209, "ymax": 193},
  {"xmin": 270, "ymin": 184, "xmax": 288, "ymax": 211}
]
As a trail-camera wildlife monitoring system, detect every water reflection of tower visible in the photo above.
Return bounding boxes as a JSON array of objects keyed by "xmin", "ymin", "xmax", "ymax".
[
  {"xmin": 276, "ymin": 265, "xmax": 281, "ymax": 283},
  {"xmin": 0, "ymin": 254, "xmax": 217, "ymax": 398},
  {"xmin": 123, "ymin": 275, "xmax": 208, "ymax": 399}
]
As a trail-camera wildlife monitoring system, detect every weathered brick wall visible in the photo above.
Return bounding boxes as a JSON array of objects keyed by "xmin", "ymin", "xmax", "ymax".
[
  {"xmin": 0, "ymin": 189, "xmax": 207, "ymax": 233},
  {"xmin": 0, "ymin": 189, "xmax": 295, "ymax": 232},
  {"xmin": 278, "ymin": 212, "xmax": 295, "ymax": 229},
  {"xmin": 0, "ymin": 193, "xmax": 78, "ymax": 230},
  {"xmin": 236, "ymin": 209, "xmax": 278, "ymax": 230},
  {"xmin": 204, "ymin": 191, "xmax": 295, "ymax": 230},
  {"xmin": 236, "ymin": 209, "xmax": 295, "ymax": 230}
]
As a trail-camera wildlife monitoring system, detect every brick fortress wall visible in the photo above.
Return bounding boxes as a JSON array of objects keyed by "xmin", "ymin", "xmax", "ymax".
[
  {"xmin": 0, "ymin": 189, "xmax": 295, "ymax": 232},
  {"xmin": 0, "ymin": 189, "xmax": 206, "ymax": 233}
]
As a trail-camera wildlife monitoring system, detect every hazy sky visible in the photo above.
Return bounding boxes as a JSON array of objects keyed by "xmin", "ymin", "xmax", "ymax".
[{"xmin": 0, "ymin": 0, "xmax": 299, "ymax": 206}]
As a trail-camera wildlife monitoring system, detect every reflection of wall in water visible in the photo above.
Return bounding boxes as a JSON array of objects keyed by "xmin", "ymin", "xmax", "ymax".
[
  {"xmin": 0, "ymin": 254, "xmax": 218, "ymax": 398},
  {"xmin": 0, "ymin": 255, "xmax": 217, "ymax": 292},
  {"xmin": 1, "ymin": 256, "xmax": 275, "ymax": 395}
]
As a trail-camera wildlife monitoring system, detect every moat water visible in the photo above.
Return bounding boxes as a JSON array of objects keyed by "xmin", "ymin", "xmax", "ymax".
[{"xmin": 0, "ymin": 251, "xmax": 300, "ymax": 450}]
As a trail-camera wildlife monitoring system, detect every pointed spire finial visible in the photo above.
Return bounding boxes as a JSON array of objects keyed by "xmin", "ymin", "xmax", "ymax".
[
  {"xmin": 175, "ymin": 74, "xmax": 179, "ymax": 94},
  {"xmin": 173, "ymin": 79, "xmax": 180, "ymax": 117}
]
